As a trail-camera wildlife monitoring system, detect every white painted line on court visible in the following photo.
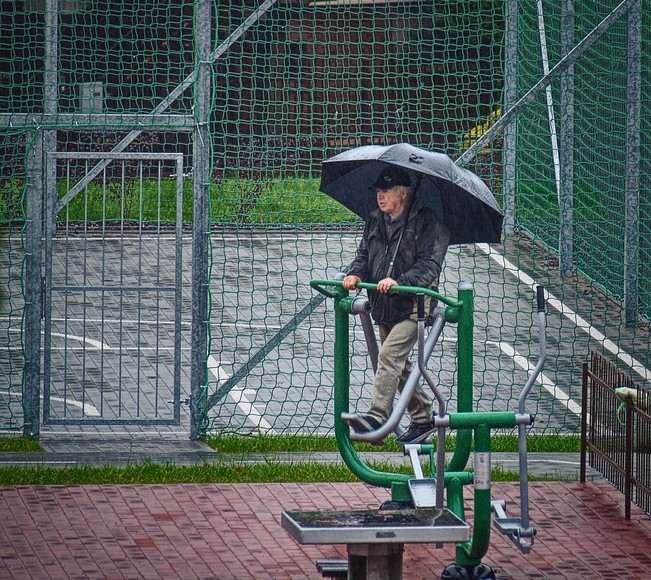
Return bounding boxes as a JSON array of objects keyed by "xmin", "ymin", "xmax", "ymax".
[
  {"xmin": 2, "ymin": 315, "xmax": 280, "ymax": 332},
  {"xmin": 207, "ymin": 355, "xmax": 274, "ymax": 433},
  {"xmin": 478, "ymin": 243, "xmax": 651, "ymax": 383},
  {"xmin": 6, "ymin": 327, "xmax": 114, "ymax": 351},
  {"xmin": 1, "ymin": 390, "xmax": 100, "ymax": 417},
  {"xmin": 50, "ymin": 331, "xmax": 112, "ymax": 351},
  {"xmin": 34, "ymin": 233, "xmax": 361, "ymax": 242},
  {"xmin": 48, "ymin": 395, "xmax": 101, "ymax": 417},
  {"xmin": 5, "ymin": 329, "xmax": 103, "ymax": 416},
  {"xmin": 486, "ymin": 341, "xmax": 582, "ymax": 416}
]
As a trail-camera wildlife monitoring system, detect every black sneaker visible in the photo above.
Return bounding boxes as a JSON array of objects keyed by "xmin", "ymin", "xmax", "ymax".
[
  {"xmin": 395, "ymin": 420, "xmax": 436, "ymax": 445},
  {"xmin": 341, "ymin": 414, "xmax": 386, "ymax": 445},
  {"xmin": 349, "ymin": 415, "xmax": 384, "ymax": 433}
]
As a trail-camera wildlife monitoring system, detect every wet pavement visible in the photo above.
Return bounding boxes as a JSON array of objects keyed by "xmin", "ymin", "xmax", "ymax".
[
  {"xmin": 4, "ymin": 438, "xmax": 649, "ymax": 579},
  {"xmin": 1, "ymin": 479, "xmax": 650, "ymax": 579}
]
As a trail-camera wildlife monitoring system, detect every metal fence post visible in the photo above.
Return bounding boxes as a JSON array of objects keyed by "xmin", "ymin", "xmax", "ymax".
[
  {"xmin": 23, "ymin": 0, "xmax": 59, "ymax": 438},
  {"xmin": 190, "ymin": 0, "xmax": 212, "ymax": 440},
  {"xmin": 502, "ymin": 0, "xmax": 517, "ymax": 237},
  {"xmin": 624, "ymin": 0, "xmax": 641, "ymax": 327},
  {"xmin": 559, "ymin": 0, "xmax": 575, "ymax": 279},
  {"xmin": 624, "ymin": 396, "xmax": 633, "ymax": 520},
  {"xmin": 23, "ymin": 133, "xmax": 43, "ymax": 438}
]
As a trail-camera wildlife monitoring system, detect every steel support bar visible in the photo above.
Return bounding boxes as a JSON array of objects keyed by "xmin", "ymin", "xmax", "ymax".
[
  {"xmin": 190, "ymin": 0, "xmax": 213, "ymax": 440},
  {"xmin": 559, "ymin": 0, "xmax": 576, "ymax": 278},
  {"xmin": 446, "ymin": 412, "xmax": 519, "ymax": 431},
  {"xmin": 536, "ymin": 0, "xmax": 561, "ymax": 204},
  {"xmin": 624, "ymin": 0, "xmax": 641, "ymax": 326},
  {"xmin": 447, "ymin": 282, "xmax": 473, "ymax": 473},
  {"xmin": 502, "ymin": 0, "xmax": 518, "ymax": 236},
  {"xmin": 456, "ymin": 424, "xmax": 492, "ymax": 566},
  {"xmin": 0, "ymin": 113, "xmax": 194, "ymax": 129}
]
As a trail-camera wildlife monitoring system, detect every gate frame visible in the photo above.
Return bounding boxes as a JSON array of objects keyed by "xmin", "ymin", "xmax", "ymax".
[{"xmin": 41, "ymin": 151, "xmax": 185, "ymax": 427}]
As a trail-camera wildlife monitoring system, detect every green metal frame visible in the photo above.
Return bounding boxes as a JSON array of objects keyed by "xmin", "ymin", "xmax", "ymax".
[{"xmin": 310, "ymin": 279, "xmax": 523, "ymax": 567}]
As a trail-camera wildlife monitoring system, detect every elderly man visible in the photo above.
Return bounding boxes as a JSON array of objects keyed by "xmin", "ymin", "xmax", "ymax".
[{"xmin": 342, "ymin": 165, "xmax": 450, "ymax": 445}]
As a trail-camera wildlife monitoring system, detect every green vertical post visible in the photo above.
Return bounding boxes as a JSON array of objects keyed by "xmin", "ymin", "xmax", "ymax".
[
  {"xmin": 456, "ymin": 423, "xmax": 492, "ymax": 566},
  {"xmin": 332, "ymin": 286, "xmax": 410, "ymax": 489},
  {"xmin": 446, "ymin": 477, "xmax": 466, "ymax": 522},
  {"xmin": 333, "ymin": 286, "xmax": 351, "ymax": 450},
  {"xmin": 448, "ymin": 282, "xmax": 474, "ymax": 473}
]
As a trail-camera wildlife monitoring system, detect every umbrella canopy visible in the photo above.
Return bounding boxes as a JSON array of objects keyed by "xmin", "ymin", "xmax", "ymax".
[{"xmin": 319, "ymin": 143, "xmax": 503, "ymax": 245}]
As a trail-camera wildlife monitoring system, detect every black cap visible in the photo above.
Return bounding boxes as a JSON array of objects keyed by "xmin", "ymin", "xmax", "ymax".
[{"xmin": 369, "ymin": 166, "xmax": 411, "ymax": 190}]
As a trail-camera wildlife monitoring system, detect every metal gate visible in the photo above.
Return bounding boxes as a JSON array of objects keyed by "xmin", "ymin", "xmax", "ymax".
[{"xmin": 42, "ymin": 152, "xmax": 185, "ymax": 425}]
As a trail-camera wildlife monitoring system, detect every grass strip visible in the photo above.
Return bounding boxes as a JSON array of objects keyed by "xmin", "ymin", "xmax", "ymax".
[
  {"xmin": 0, "ymin": 434, "xmax": 579, "ymax": 485},
  {"xmin": 0, "ymin": 434, "xmax": 581, "ymax": 455},
  {"xmin": 205, "ymin": 434, "xmax": 581, "ymax": 454},
  {"xmin": 0, "ymin": 460, "xmax": 540, "ymax": 486},
  {"xmin": 0, "ymin": 437, "xmax": 43, "ymax": 453}
]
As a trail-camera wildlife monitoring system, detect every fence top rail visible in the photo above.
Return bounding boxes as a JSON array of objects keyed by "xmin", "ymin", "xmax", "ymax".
[
  {"xmin": 49, "ymin": 152, "xmax": 185, "ymax": 161},
  {"xmin": 0, "ymin": 113, "xmax": 194, "ymax": 130},
  {"xmin": 585, "ymin": 369, "xmax": 618, "ymax": 392}
]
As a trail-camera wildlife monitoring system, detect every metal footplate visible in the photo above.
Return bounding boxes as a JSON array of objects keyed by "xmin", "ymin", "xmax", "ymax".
[
  {"xmin": 405, "ymin": 444, "xmax": 439, "ymax": 509},
  {"xmin": 281, "ymin": 508, "xmax": 470, "ymax": 544},
  {"xmin": 408, "ymin": 479, "xmax": 438, "ymax": 508},
  {"xmin": 491, "ymin": 500, "xmax": 536, "ymax": 553}
]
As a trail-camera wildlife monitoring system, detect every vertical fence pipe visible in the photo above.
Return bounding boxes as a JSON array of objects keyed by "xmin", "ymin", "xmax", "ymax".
[
  {"xmin": 580, "ymin": 362, "xmax": 589, "ymax": 482},
  {"xmin": 24, "ymin": 0, "xmax": 60, "ymax": 437},
  {"xmin": 502, "ymin": 0, "xmax": 517, "ymax": 236},
  {"xmin": 624, "ymin": 0, "xmax": 641, "ymax": 326},
  {"xmin": 174, "ymin": 157, "xmax": 184, "ymax": 424},
  {"xmin": 625, "ymin": 396, "xmax": 633, "ymax": 519},
  {"xmin": 23, "ymin": 134, "xmax": 43, "ymax": 438},
  {"xmin": 559, "ymin": 0, "xmax": 575, "ymax": 278},
  {"xmin": 190, "ymin": 0, "xmax": 212, "ymax": 439},
  {"xmin": 43, "ymin": 0, "xmax": 58, "ymax": 262}
]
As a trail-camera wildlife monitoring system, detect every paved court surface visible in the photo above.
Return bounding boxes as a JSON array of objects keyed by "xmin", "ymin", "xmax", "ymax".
[{"xmin": 0, "ymin": 480, "xmax": 650, "ymax": 579}]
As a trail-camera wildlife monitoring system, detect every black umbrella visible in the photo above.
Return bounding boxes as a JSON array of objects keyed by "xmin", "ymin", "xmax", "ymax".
[{"xmin": 319, "ymin": 143, "xmax": 503, "ymax": 245}]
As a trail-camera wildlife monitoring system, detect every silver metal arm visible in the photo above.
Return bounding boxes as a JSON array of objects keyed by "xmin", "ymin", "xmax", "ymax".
[
  {"xmin": 348, "ymin": 306, "xmax": 447, "ymax": 443},
  {"xmin": 493, "ymin": 285, "xmax": 546, "ymax": 552},
  {"xmin": 516, "ymin": 285, "xmax": 547, "ymax": 533},
  {"xmin": 415, "ymin": 294, "xmax": 447, "ymax": 510}
]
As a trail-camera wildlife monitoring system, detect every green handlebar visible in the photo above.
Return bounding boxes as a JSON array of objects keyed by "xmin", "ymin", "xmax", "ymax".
[{"xmin": 310, "ymin": 278, "xmax": 462, "ymax": 309}]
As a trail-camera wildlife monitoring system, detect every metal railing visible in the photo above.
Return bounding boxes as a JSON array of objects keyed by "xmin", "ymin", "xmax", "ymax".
[{"xmin": 580, "ymin": 351, "xmax": 651, "ymax": 519}]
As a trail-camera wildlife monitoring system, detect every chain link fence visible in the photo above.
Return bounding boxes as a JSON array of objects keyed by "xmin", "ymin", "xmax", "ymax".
[{"xmin": 1, "ymin": 0, "xmax": 649, "ymax": 439}]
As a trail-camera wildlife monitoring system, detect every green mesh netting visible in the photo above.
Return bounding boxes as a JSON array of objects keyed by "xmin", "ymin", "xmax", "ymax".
[
  {"xmin": 0, "ymin": 132, "xmax": 29, "ymax": 431},
  {"xmin": 1, "ymin": 0, "xmax": 650, "ymax": 438}
]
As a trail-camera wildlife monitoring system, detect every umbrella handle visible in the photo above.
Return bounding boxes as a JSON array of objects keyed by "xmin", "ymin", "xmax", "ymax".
[{"xmin": 412, "ymin": 171, "xmax": 423, "ymax": 195}]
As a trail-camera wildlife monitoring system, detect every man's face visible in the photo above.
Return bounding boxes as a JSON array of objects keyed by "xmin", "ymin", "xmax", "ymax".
[{"xmin": 376, "ymin": 186, "xmax": 408, "ymax": 217}]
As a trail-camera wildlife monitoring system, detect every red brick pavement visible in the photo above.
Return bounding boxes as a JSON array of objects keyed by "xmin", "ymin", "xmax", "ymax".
[{"xmin": 0, "ymin": 481, "xmax": 650, "ymax": 579}]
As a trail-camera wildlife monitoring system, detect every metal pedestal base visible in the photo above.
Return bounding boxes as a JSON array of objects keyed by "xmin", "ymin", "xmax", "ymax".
[{"xmin": 348, "ymin": 543, "xmax": 403, "ymax": 580}]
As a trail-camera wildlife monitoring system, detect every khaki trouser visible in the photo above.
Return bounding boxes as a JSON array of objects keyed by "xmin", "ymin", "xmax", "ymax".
[{"xmin": 367, "ymin": 315, "xmax": 433, "ymax": 424}]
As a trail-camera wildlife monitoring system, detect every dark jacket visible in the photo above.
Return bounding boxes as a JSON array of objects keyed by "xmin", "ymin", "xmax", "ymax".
[{"xmin": 347, "ymin": 198, "xmax": 450, "ymax": 325}]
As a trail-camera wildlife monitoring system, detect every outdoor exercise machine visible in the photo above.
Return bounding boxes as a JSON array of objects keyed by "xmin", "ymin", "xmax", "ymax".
[{"xmin": 282, "ymin": 278, "xmax": 547, "ymax": 580}]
